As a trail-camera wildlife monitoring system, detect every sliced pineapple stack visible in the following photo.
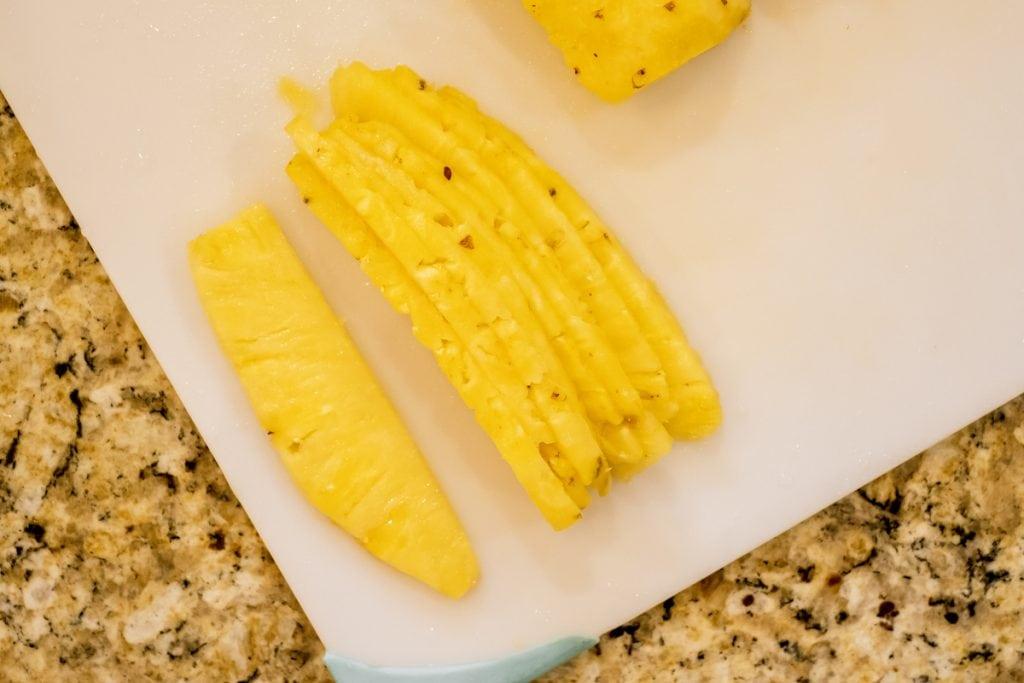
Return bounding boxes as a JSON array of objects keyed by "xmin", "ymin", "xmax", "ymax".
[{"xmin": 286, "ymin": 64, "xmax": 721, "ymax": 529}]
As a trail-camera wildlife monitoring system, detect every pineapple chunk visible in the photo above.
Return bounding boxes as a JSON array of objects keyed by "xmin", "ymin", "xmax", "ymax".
[
  {"xmin": 188, "ymin": 205, "xmax": 477, "ymax": 597},
  {"xmin": 523, "ymin": 0, "xmax": 751, "ymax": 102},
  {"xmin": 286, "ymin": 157, "xmax": 584, "ymax": 529}
]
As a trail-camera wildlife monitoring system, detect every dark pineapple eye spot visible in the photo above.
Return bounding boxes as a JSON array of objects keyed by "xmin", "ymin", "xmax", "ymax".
[{"xmin": 443, "ymin": 166, "xmax": 452, "ymax": 180}]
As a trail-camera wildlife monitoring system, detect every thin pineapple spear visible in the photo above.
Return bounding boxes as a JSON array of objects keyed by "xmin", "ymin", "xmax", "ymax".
[
  {"xmin": 188, "ymin": 205, "xmax": 478, "ymax": 596},
  {"xmin": 286, "ymin": 156, "xmax": 586, "ymax": 528}
]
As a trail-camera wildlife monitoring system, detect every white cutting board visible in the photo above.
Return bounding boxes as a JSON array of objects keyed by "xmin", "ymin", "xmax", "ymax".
[{"xmin": 2, "ymin": 0, "xmax": 1023, "ymax": 670}]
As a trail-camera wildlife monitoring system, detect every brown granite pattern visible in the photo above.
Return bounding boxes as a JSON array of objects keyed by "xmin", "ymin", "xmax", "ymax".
[
  {"xmin": 1, "ymin": 91, "xmax": 1022, "ymax": 682},
  {"xmin": 0, "ymin": 94, "xmax": 329, "ymax": 683},
  {"xmin": 541, "ymin": 403, "xmax": 1024, "ymax": 682}
]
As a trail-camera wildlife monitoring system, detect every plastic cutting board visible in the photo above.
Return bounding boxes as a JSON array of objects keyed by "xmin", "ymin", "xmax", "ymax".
[{"xmin": 2, "ymin": 1, "xmax": 1022, "ymax": 678}]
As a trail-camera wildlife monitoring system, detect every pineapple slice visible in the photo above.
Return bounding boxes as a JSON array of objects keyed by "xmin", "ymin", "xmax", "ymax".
[
  {"xmin": 286, "ymin": 156, "xmax": 585, "ymax": 528},
  {"xmin": 188, "ymin": 205, "xmax": 478, "ymax": 597},
  {"xmin": 523, "ymin": 0, "xmax": 751, "ymax": 103}
]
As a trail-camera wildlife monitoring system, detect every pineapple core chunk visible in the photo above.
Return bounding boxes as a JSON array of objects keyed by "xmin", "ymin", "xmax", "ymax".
[
  {"xmin": 188, "ymin": 205, "xmax": 478, "ymax": 598},
  {"xmin": 524, "ymin": 0, "xmax": 750, "ymax": 102}
]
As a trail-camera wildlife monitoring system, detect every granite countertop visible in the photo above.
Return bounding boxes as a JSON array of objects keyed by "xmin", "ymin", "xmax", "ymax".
[{"xmin": 2, "ymin": 91, "xmax": 1023, "ymax": 682}]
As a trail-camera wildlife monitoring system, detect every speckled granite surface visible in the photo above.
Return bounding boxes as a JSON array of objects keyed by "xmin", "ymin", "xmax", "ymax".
[{"xmin": 2, "ymin": 90, "xmax": 1023, "ymax": 682}]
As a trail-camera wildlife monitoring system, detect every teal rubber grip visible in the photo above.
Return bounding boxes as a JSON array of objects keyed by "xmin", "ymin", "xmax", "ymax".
[{"xmin": 324, "ymin": 636, "xmax": 596, "ymax": 682}]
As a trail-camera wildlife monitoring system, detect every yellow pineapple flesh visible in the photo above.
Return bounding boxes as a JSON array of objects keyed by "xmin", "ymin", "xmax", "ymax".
[
  {"xmin": 432, "ymin": 87, "xmax": 723, "ymax": 438},
  {"xmin": 281, "ymin": 63, "xmax": 721, "ymax": 527},
  {"xmin": 523, "ymin": 0, "xmax": 751, "ymax": 102},
  {"xmin": 286, "ymin": 157, "xmax": 584, "ymax": 529},
  {"xmin": 188, "ymin": 205, "xmax": 478, "ymax": 596}
]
